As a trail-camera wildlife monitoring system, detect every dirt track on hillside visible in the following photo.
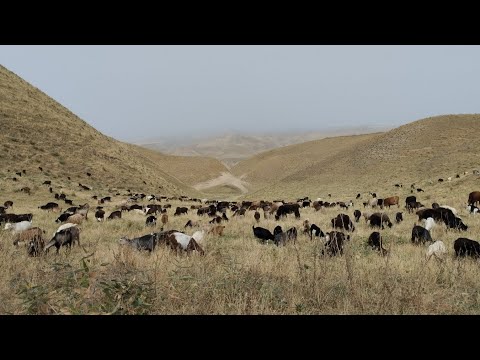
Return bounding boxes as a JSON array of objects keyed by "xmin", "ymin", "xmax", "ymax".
[{"xmin": 193, "ymin": 172, "xmax": 249, "ymax": 194}]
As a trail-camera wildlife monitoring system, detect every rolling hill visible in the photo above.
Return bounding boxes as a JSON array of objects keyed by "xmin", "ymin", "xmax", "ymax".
[
  {"xmin": 140, "ymin": 127, "xmax": 385, "ymax": 168},
  {"xmin": 0, "ymin": 65, "xmax": 201, "ymax": 197},
  {"xmin": 233, "ymin": 115, "xmax": 480, "ymax": 199}
]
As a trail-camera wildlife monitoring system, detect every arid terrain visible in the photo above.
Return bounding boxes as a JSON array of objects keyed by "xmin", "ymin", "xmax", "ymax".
[{"xmin": 2, "ymin": 64, "xmax": 480, "ymax": 314}]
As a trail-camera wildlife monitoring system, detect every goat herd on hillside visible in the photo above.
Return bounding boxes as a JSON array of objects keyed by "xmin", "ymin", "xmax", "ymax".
[{"xmin": 2, "ymin": 168, "xmax": 480, "ymax": 262}]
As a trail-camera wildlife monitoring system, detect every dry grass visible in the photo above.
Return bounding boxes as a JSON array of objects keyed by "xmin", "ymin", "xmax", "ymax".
[{"xmin": 2, "ymin": 177, "xmax": 480, "ymax": 315}]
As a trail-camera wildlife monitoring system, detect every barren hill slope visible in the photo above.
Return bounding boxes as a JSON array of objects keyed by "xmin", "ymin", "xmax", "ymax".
[
  {"xmin": 0, "ymin": 65, "xmax": 199, "ymax": 196},
  {"xmin": 240, "ymin": 115, "xmax": 480, "ymax": 199},
  {"xmin": 232, "ymin": 133, "xmax": 381, "ymax": 191}
]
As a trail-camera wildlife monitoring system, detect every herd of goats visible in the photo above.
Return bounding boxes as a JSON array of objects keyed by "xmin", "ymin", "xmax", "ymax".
[{"xmin": 2, "ymin": 171, "xmax": 480, "ymax": 261}]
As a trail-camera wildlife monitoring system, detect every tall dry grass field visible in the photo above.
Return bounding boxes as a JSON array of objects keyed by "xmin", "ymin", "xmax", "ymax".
[{"xmin": 2, "ymin": 172, "xmax": 480, "ymax": 315}]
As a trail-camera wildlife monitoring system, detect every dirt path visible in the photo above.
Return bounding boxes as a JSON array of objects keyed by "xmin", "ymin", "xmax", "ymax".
[{"xmin": 193, "ymin": 172, "xmax": 249, "ymax": 194}]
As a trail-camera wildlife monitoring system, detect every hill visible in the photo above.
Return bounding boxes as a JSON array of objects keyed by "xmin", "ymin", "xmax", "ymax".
[
  {"xmin": 231, "ymin": 133, "xmax": 381, "ymax": 193},
  {"xmin": 135, "ymin": 147, "xmax": 229, "ymax": 186},
  {"xmin": 0, "ymin": 65, "xmax": 199, "ymax": 197},
  {"xmin": 140, "ymin": 127, "xmax": 384, "ymax": 168},
  {"xmin": 234, "ymin": 115, "xmax": 480, "ymax": 199}
]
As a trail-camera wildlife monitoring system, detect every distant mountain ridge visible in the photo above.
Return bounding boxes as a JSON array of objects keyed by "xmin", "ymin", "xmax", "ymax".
[{"xmin": 138, "ymin": 126, "xmax": 390, "ymax": 167}]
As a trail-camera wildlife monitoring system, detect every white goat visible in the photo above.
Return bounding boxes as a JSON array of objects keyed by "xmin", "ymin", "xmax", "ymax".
[
  {"xmin": 426, "ymin": 241, "xmax": 447, "ymax": 261},
  {"xmin": 192, "ymin": 230, "xmax": 205, "ymax": 244},
  {"xmin": 424, "ymin": 217, "xmax": 436, "ymax": 232},
  {"xmin": 53, "ymin": 223, "xmax": 77, "ymax": 237},
  {"xmin": 4, "ymin": 221, "xmax": 32, "ymax": 232}
]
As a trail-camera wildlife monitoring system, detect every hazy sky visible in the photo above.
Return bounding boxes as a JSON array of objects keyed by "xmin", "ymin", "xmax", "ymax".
[{"xmin": 1, "ymin": 45, "xmax": 480, "ymax": 141}]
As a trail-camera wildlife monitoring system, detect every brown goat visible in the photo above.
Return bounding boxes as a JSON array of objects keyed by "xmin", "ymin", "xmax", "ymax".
[
  {"xmin": 161, "ymin": 214, "xmax": 168, "ymax": 226},
  {"xmin": 208, "ymin": 225, "xmax": 225, "ymax": 236}
]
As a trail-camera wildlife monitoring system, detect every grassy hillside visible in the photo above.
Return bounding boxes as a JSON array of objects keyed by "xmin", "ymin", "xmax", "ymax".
[
  {"xmin": 136, "ymin": 147, "xmax": 229, "ymax": 186},
  {"xmin": 0, "ymin": 65, "xmax": 199, "ymax": 197},
  {"xmin": 232, "ymin": 133, "xmax": 381, "ymax": 193},
  {"xmin": 235, "ymin": 115, "xmax": 480, "ymax": 200}
]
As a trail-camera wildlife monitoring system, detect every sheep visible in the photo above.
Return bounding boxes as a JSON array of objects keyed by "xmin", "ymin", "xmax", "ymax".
[
  {"xmin": 4, "ymin": 221, "xmax": 32, "ymax": 232},
  {"xmin": 426, "ymin": 241, "xmax": 447, "ymax": 261},
  {"xmin": 66, "ymin": 214, "xmax": 85, "ymax": 225},
  {"xmin": 13, "ymin": 227, "xmax": 44, "ymax": 246}
]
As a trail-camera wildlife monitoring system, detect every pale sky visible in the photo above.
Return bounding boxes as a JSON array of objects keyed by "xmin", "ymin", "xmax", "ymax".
[{"xmin": 1, "ymin": 45, "xmax": 480, "ymax": 141}]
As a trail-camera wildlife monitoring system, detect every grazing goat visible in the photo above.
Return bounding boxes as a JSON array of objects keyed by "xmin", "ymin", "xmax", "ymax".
[
  {"xmin": 273, "ymin": 226, "xmax": 297, "ymax": 246},
  {"xmin": 322, "ymin": 231, "xmax": 349, "ymax": 256},
  {"xmin": 165, "ymin": 232, "xmax": 205, "ymax": 255},
  {"xmin": 4, "ymin": 221, "xmax": 32, "ymax": 232},
  {"xmin": 13, "ymin": 227, "xmax": 44, "ymax": 246},
  {"xmin": 107, "ymin": 211, "xmax": 122, "ymax": 220},
  {"xmin": 310, "ymin": 224, "xmax": 325, "ymax": 239},
  {"xmin": 411, "ymin": 225, "xmax": 433, "ymax": 244},
  {"xmin": 454, "ymin": 238, "xmax": 480, "ymax": 258},
  {"xmin": 95, "ymin": 209, "xmax": 105, "ymax": 221},
  {"xmin": 426, "ymin": 241, "xmax": 446, "ymax": 261},
  {"xmin": 44, "ymin": 227, "xmax": 80, "ymax": 254},
  {"xmin": 353, "ymin": 210, "xmax": 361, "ymax": 222},
  {"xmin": 161, "ymin": 214, "xmax": 168, "ymax": 226},
  {"xmin": 119, "ymin": 234, "xmax": 157, "ymax": 253},
  {"xmin": 66, "ymin": 214, "xmax": 85, "ymax": 225},
  {"xmin": 252, "ymin": 226, "xmax": 274, "ymax": 243},
  {"xmin": 424, "ymin": 217, "xmax": 435, "ymax": 232},
  {"xmin": 367, "ymin": 232, "xmax": 388, "ymax": 256},
  {"xmin": 395, "ymin": 212, "xmax": 403, "ymax": 223},
  {"xmin": 146, "ymin": 215, "xmax": 157, "ymax": 227},
  {"xmin": 209, "ymin": 225, "xmax": 225, "ymax": 236}
]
